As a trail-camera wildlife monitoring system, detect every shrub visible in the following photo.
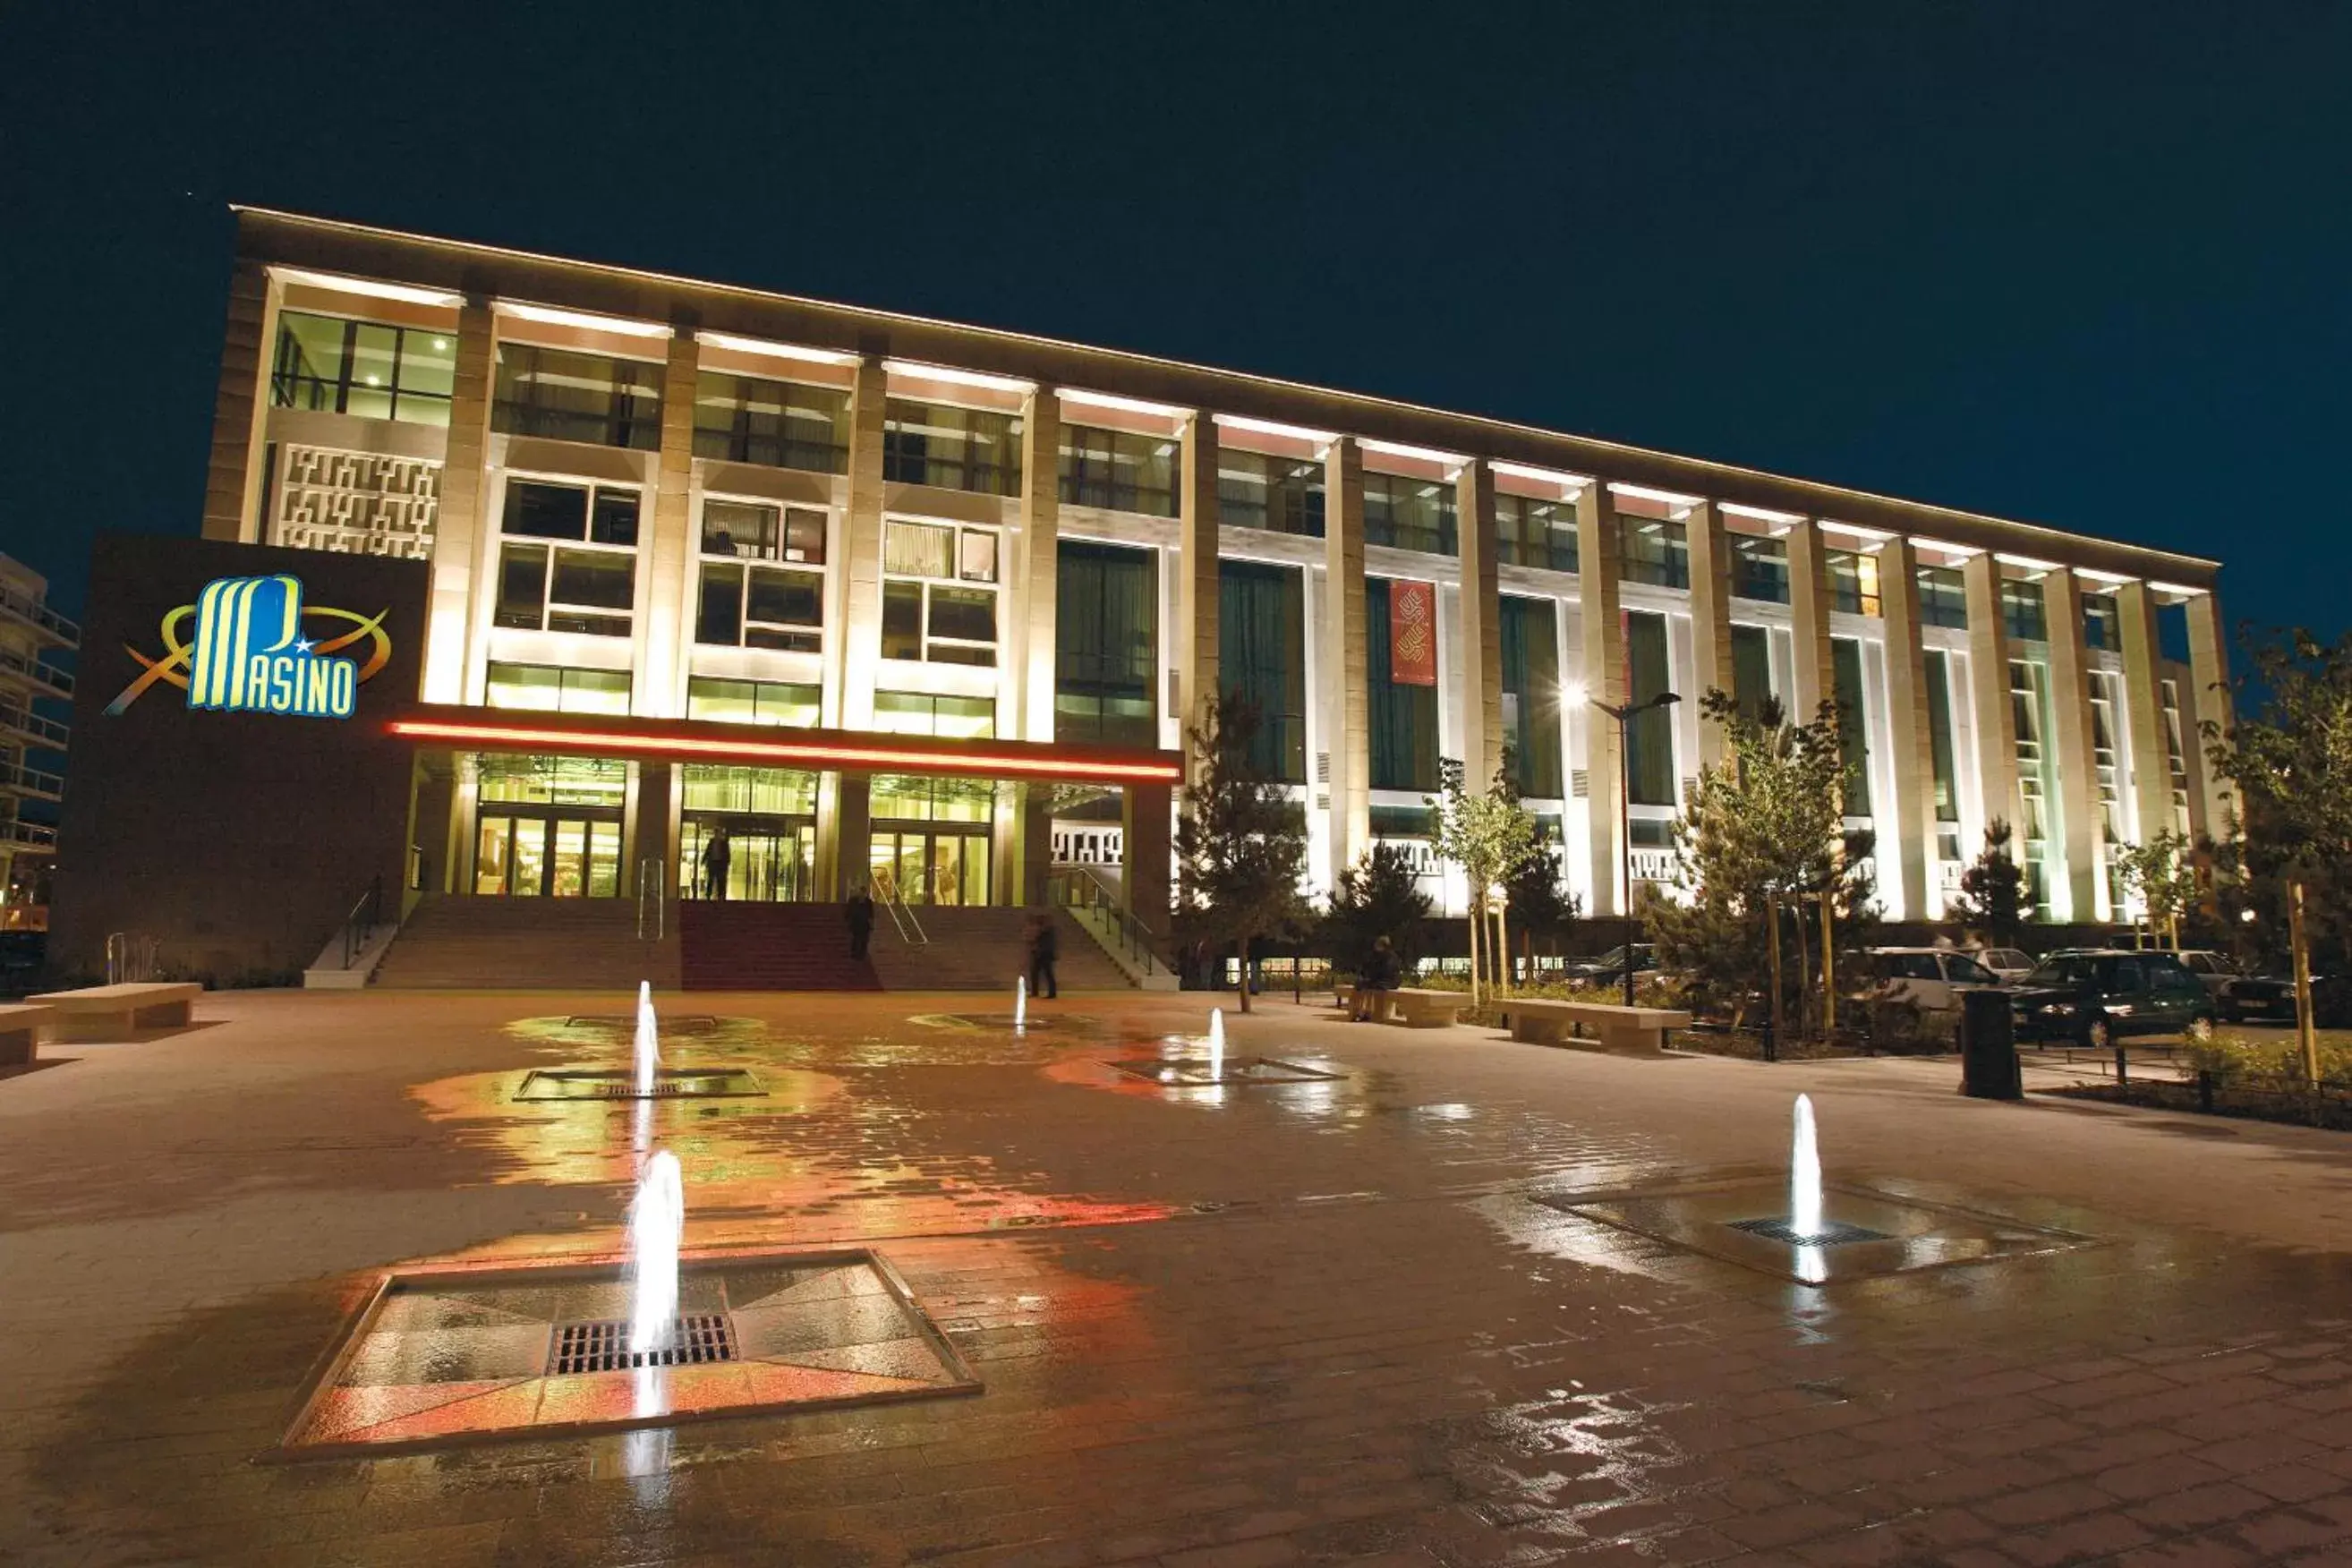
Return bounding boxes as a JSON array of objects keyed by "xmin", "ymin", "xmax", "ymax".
[{"xmin": 2186, "ymin": 1031, "xmax": 2352, "ymax": 1092}]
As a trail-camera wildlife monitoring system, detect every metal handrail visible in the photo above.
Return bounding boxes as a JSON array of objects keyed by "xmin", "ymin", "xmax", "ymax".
[
  {"xmin": 637, "ymin": 857, "xmax": 666, "ymax": 940},
  {"xmin": 337, "ymin": 875, "xmax": 385, "ymax": 969},
  {"xmin": 0, "ymin": 819, "xmax": 57, "ymax": 848},
  {"xmin": 0, "ymin": 584, "xmax": 77, "ymax": 643},
  {"xmin": 0, "ymin": 762, "xmax": 64, "ymax": 797},
  {"xmin": 106, "ymin": 932, "xmax": 158, "ymax": 985},
  {"xmin": 1047, "ymin": 867, "xmax": 1163, "ymax": 976},
  {"xmin": 872, "ymin": 865, "xmax": 927, "ymax": 945},
  {"xmin": 0, "ymin": 648, "xmax": 72, "ymax": 696},
  {"xmin": 0, "ymin": 708, "xmax": 69, "ymax": 748}
]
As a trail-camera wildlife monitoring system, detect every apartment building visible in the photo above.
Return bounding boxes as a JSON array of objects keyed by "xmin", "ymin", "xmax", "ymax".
[
  {"xmin": 0, "ymin": 555, "xmax": 74, "ymax": 927},
  {"xmin": 194, "ymin": 208, "xmax": 2232, "ymax": 931}
]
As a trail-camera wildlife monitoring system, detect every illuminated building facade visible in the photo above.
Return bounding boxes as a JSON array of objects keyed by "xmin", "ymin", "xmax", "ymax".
[
  {"xmin": 0, "ymin": 554, "xmax": 73, "ymax": 926},
  {"xmin": 198, "ymin": 209, "xmax": 2233, "ymax": 927}
]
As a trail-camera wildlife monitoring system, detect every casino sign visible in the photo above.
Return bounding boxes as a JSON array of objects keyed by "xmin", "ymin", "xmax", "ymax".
[{"xmin": 105, "ymin": 575, "xmax": 395, "ymax": 720}]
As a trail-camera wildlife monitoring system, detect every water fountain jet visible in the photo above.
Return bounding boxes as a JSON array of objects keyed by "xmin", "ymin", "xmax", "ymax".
[
  {"xmin": 633, "ymin": 980, "xmax": 660, "ymax": 1097},
  {"xmin": 1014, "ymin": 976, "xmax": 1027, "ymax": 1035},
  {"xmin": 627, "ymin": 1149, "xmax": 685, "ymax": 1353},
  {"xmin": 1207, "ymin": 1007, "xmax": 1225, "ymax": 1080},
  {"xmin": 1790, "ymin": 1094, "xmax": 1824, "ymax": 1241}
]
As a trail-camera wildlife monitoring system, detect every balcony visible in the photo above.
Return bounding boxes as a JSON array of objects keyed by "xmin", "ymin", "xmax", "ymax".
[
  {"xmin": 0, "ymin": 648, "xmax": 72, "ymax": 701},
  {"xmin": 0, "ymin": 708, "xmax": 68, "ymax": 751},
  {"xmin": 0, "ymin": 818, "xmax": 57, "ymax": 853},
  {"xmin": 0, "ymin": 762, "xmax": 63, "ymax": 802},
  {"xmin": 0, "ymin": 584, "xmax": 78, "ymax": 649}
]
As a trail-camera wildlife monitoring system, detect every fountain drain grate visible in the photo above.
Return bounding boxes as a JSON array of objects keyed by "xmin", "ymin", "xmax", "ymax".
[
  {"xmin": 551, "ymin": 1313, "xmax": 737, "ymax": 1375},
  {"xmin": 514, "ymin": 1068, "xmax": 765, "ymax": 1101},
  {"xmin": 1725, "ymin": 1217, "xmax": 1891, "ymax": 1247}
]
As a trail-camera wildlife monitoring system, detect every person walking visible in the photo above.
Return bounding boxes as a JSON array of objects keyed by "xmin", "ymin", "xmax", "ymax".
[
  {"xmin": 700, "ymin": 824, "xmax": 732, "ymax": 901},
  {"xmin": 1027, "ymin": 913, "xmax": 1060, "ymax": 1001},
  {"xmin": 844, "ymin": 883, "xmax": 876, "ymax": 960}
]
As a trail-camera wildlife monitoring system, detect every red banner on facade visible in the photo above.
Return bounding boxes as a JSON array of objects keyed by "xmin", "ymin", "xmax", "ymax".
[{"xmin": 1390, "ymin": 580, "xmax": 1437, "ymax": 686}]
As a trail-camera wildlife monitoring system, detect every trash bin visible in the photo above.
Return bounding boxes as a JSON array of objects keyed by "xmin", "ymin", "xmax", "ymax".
[{"xmin": 1958, "ymin": 988, "xmax": 2021, "ymax": 1100}]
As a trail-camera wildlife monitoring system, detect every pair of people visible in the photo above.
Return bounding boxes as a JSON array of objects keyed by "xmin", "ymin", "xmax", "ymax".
[{"xmin": 1351, "ymin": 934, "xmax": 1403, "ymax": 1021}]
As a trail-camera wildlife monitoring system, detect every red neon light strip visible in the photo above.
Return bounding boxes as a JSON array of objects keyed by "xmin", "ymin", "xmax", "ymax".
[{"xmin": 387, "ymin": 719, "xmax": 1182, "ymax": 783}]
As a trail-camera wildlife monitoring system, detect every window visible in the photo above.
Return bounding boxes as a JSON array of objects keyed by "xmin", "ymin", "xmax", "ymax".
[
  {"xmin": 882, "ymin": 400, "xmax": 1022, "ymax": 495},
  {"xmin": 692, "ymin": 372, "xmax": 848, "ymax": 473},
  {"xmin": 882, "ymin": 521, "xmax": 1000, "ymax": 666},
  {"xmin": 1925, "ymin": 651, "xmax": 1962, "ymax": 854},
  {"xmin": 1056, "ymin": 541, "xmax": 1158, "ymax": 747},
  {"xmin": 1363, "ymin": 473, "xmax": 1456, "ymax": 556},
  {"xmin": 1217, "ymin": 450, "xmax": 1324, "ymax": 537},
  {"xmin": 1731, "ymin": 536, "xmax": 1789, "ymax": 603},
  {"xmin": 491, "ymin": 344, "xmax": 662, "ymax": 449},
  {"xmin": 686, "ymin": 677, "xmax": 819, "ymax": 728},
  {"xmin": 1059, "ymin": 425, "xmax": 1178, "ymax": 516},
  {"xmin": 700, "ymin": 499, "xmax": 825, "ymax": 564},
  {"xmin": 476, "ymin": 754, "xmax": 627, "ymax": 808},
  {"xmin": 1944, "ymin": 953, "xmax": 1995, "ymax": 984},
  {"xmin": 695, "ymin": 499, "xmax": 826, "ymax": 653},
  {"xmin": 1828, "ymin": 550, "xmax": 1881, "ymax": 617},
  {"xmin": 1495, "ymin": 495, "xmax": 1578, "ymax": 573},
  {"xmin": 2161, "ymin": 678, "xmax": 2193, "ymax": 834},
  {"xmin": 1832, "ymin": 637, "xmax": 1871, "ymax": 817},
  {"xmin": 1620, "ymin": 520, "xmax": 1689, "ymax": 589},
  {"xmin": 493, "ymin": 481, "xmax": 640, "ymax": 637},
  {"xmin": 1500, "ymin": 597, "xmax": 1564, "ymax": 797},
  {"xmin": 271, "ymin": 310, "xmax": 455, "ymax": 426},
  {"xmin": 1367, "ymin": 579, "xmax": 1440, "ymax": 790},
  {"xmin": 1918, "ymin": 567, "xmax": 1967, "ymax": 629},
  {"xmin": 1624, "ymin": 609, "xmax": 1677, "ymax": 805},
  {"xmin": 2011, "ymin": 659, "xmax": 2055, "ymax": 914},
  {"xmin": 484, "ymin": 661, "xmax": 631, "ymax": 714},
  {"xmin": 2002, "ymin": 578, "xmax": 2049, "ymax": 643},
  {"xmin": 872, "ymin": 692, "xmax": 996, "ymax": 738},
  {"xmin": 1731, "ymin": 624, "xmax": 1774, "ymax": 722},
  {"xmin": 2084, "ymin": 592, "xmax": 2119, "ymax": 652},
  {"xmin": 1219, "ymin": 560, "xmax": 1308, "ymax": 782}
]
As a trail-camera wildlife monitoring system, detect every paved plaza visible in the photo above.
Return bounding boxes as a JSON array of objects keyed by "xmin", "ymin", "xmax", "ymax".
[{"xmin": 6, "ymin": 989, "xmax": 2352, "ymax": 1566}]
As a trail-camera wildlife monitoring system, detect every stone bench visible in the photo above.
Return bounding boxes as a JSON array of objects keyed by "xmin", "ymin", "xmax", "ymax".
[
  {"xmin": 1364, "ymin": 987, "xmax": 1474, "ymax": 1028},
  {"xmin": 1507, "ymin": 997, "xmax": 1692, "ymax": 1055},
  {"xmin": 27, "ymin": 982, "xmax": 203, "ymax": 1037},
  {"xmin": 0, "ymin": 1003, "xmax": 53, "ymax": 1067}
]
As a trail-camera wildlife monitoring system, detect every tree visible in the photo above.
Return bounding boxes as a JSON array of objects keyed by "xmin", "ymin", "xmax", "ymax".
[
  {"xmin": 2113, "ymin": 828, "xmax": 2200, "ymax": 948},
  {"xmin": 1325, "ymin": 844, "xmax": 1431, "ymax": 980},
  {"xmin": 1172, "ymin": 695, "xmax": 1311, "ymax": 1014},
  {"xmin": 1429, "ymin": 755, "xmax": 1542, "ymax": 1005},
  {"xmin": 1645, "ymin": 692, "xmax": 1850, "ymax": 1036},
  {"xmin": 1948, "ymin": 819, "xmax": 2030, "ymax": 946},
  {"xmin": 1503, "ymin": 839, "xmax": 1581, "ymax": 984}
]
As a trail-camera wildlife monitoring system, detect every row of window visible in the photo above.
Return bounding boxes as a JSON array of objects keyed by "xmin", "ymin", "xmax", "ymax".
[{"xmin": 481, "ymin": 661, "xmax": 996, "ymax": 738}]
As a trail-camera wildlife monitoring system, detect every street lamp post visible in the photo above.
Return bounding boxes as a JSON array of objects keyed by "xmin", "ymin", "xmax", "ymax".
[{"xmin": 1590, "ymin": 690, "xmax": 1681, "ymax": 1007}]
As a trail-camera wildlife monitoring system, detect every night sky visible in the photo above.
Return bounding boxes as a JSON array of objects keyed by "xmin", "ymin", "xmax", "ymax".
[{"xmin": 5, "ymin": 3, "xmax": 2347, "ymax": 647}]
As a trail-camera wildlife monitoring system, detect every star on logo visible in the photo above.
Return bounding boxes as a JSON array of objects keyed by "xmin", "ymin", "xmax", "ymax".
[{"xmin": 294, "ymin": 637, "xmax": 315, "ymax": 653}]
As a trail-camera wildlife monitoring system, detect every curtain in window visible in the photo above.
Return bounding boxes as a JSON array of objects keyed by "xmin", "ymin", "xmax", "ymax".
[
  {"xmin": 1731, "ymin": 624, "xmax": 1773, "ymax": 722},
  {"xmin": 1217, "ymin": 560, "xmax": 1306, "ymax": 780},
  {"xmin": 1368, "ymin": 579, "xmax": 1440, "ymax": 790},
  {"xmin": 1623, "ymin": 610, "xmax": 1675, "ymax": 806},
  {"xmin": 1499, "ymin": 596, "xmax": 1563, "ymax": 797},
  {"xmin": 1056, "ymin": 541, "xmax": 1158, "ymax": 747},
  {"xmin": 1832, "ymin": 637, "xmax": 1871, "ymax": 817},
  {"xmin": 1925, "ymin": 651, "xmax": 1960, "ymax": 823}
]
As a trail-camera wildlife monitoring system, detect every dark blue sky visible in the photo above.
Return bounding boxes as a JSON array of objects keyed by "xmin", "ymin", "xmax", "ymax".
[{"xmin": 5, "ymin": 3, "xmax": 2346, "ymax": 641}]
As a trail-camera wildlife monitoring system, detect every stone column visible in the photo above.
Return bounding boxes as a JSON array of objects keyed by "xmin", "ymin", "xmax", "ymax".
[
  {"xmin": 2042, "ymin": 569, "xmax": 2102, "ymax": 921},
  {"xmin": 201, "ymin": 259, "xmax": 275, "ymax": 544},
  {"xmin": 1323, "ymin": 437, "xmax": 1369, "ymax": 884},
  {"xmin": 1018, "ymin": 388, "xmax": 1061, "ymax": 741},
  {"xmin": 1684, "ymin": 500, "xmax": 1736, "ymax": 767},
  {"xmin": 1454, "ymin": 459, "xmax": 1504, "ymax": 784},
  {"xmin": 2186, "ymin": 588, "xmax": 2236, "ymax": 839},
  {"xmin": 835, "ymin": 774, "xmax": 872, "ymax": 897},
  {"xmin": 1787, "ymin": 520, "xmax": 1837, "ymax": 724},
  {"xmin": 2117, "ymin": 581, "xmax": 2175, "ymax": 841},
  {"xmin": 837, "ymin": 356, "xmax": 890, "ymax": 730},
  {"xmin": 1876, "ymin": 539, "xmax": 1936, "ymax": 918},
  {"xmin": 1962, "ymin": 554, "xmax": 2020, "ymax": 847},
  {"xmin": 421, "ymin": 296, "xmax": 498, "ymax": 705},
  {"xmin": 1575, "ymin": 483, "xmax": 1625, "ymax": 917},
  {"xmin": 1019, "ymin": 784, "xmax": 1052, "ymax": 907},
  {"xmin": 640, "ymin": 328, "xmax": 698, "ymax": 719},
  {"xmin": 631, "ymin": 763, "xmax": 675, "ymax": 899},
  {"xmin": 406, "ymin": 756, "xmax": 458, "ymax": 896},
  {"xmin": 1121, "ymin": 782, "xmax": 1172, "ymax": 935},
  {"xmin": 1176, "ymin": 412, "xmax": 1220, "ymax": 763}
]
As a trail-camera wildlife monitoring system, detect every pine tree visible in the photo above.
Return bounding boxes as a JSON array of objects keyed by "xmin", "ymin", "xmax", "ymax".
[
  {"xmin": 1325, "ymin": 844, "xmax": 1431, "ymax": 978},
  {"xmin": 1949, "ymin": 819, "xmax": 2030, "ymax": 945},
  {"xmin": 1172, "ymin": 695, "xmax": 1311, "ymax": 1014}
]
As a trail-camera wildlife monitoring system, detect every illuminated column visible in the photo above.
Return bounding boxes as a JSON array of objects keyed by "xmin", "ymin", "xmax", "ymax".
[
  {"xmin": 631, "ymin": 762, "xmax": 674, "ymax": 898},
  {"xmin": 1962, "ymin": 553, "xmax": 2020, "ymax": 845},
  {"xmin": 421, "ymin": 295, "xmax": 498, "ymax": 705},
  {"xmin": 1018, "ymin": 388, "xmax": 1061, "ymax": 742},
  {"xmin": 1324, "ymin": 436, "xmax": 1369, "ymax": 883},
  {"xmin": 1122, "ymin": 782, "xmax": 1172, "ymax": 933},
  {"xmin": 1575, "ymin": 482, "xmax": 1624, "ymax": 917},
  {"xmin": 1877, "ymin": 539, "xmax": 1936, "ymax": 917},
  {"xmin": 2117, "ymin": 580, "xmax": 2174, "ymax": 841},
  {"xmin": 2186, "ymin": 587, "xmax": 2236, "ymax": 839},
  {"xmin": 1683, "ymin": 499, "xmax": 1736, "ymax": 767},
  {"xmin": 835, "ymin": 774, "xmax": 872, "ymax": 899},
  {"xmin": 2042, "ymin": 568, "xmax": 2102, "ymax": 920},
  {"xmin": 1787, "ymin": 519, "xmax": 1836, "ymax": 723},
  {"xmin": 1455, "ymin": 459, "xmax": 1503, "ymax": 784},
  {"xmin": 838, "ymin": 356, "xmax": 889, "ymax": 730},
  {"xmin": 201, "ymin": 258, "xmax": 274, "ymax": 544},
  {"xmin": 639, "ymin": 328, "xmax": 697, "ymax": 719},
  {"xmin": 1176, "ymin": 411, "xmax": 1220, "ymax": 762}
]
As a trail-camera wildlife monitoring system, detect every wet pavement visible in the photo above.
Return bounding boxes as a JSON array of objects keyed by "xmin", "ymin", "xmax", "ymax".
[{"xmin": 5, "ymin": 987, "xmax": 2352, "ymax": 1564}]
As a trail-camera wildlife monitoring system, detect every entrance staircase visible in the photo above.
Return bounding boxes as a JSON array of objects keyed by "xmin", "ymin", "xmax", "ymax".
[
  {"xmin": 677, "ymin": 901, "xmax": 882, "ymax": 992},
  {"xmin": 865, "ymin": 907, "xmax": 1132, "ymax": 992},
  {"xmin": 370, "ymin": 894, "xmax": 681, "ymax": 990}
]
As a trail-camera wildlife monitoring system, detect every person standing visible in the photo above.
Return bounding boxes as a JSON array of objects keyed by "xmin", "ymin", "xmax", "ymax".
[
  {"xmin": 700, "ymin": 824, "xmax": 732, "ymax": 901},
  {"xmin": 1027, "ymin": 913, "xmax": 1060, "ymax": 1001},
  {"xmin": 845, "ymin": 883, "xmax": 876, "ymax": 960}
]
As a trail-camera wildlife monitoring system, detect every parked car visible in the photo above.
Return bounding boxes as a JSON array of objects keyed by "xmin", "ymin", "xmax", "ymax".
[
  {"xmin": 2176, "ymin": 950, "xmax": 2297, "ymax": 1023},
  {"xmin": 1862, "ymin": 947, "xmax": 2002, "ymax": 1020},
  {"xmin": 1563, "ymin": 944, "xmax": 1655, "ymax": 987},
  {"xmin": 2008, "ymin": 949, "xmax": 2217, "ymax": 1048},
  {"xmin": 1969, "ymin": 947, "xmax": 2036, "ymax": 986}
]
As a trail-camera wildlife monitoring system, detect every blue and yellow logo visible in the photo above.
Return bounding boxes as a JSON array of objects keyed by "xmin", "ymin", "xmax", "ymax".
[{"xmin": 107, "ymin": 575, "xmax": 393, "ymax": 718}]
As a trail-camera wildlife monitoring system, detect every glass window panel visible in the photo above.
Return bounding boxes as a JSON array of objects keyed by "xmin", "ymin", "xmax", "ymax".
[
  {"xmin": 745, "ymin": 567, "xmax": 822, "ymax": 628},
  {"xmin": 503, "ymin": 481, "xmax": 589, "ymax": 541},
  {"xmin": 1918, "ymin": 567, "xmax": 1969, "ymax": 628},
  {"xmin": 1621, "ymin": 521, "xmax": 1690, "ymax": 588},
  {"xmin": 1499, "ymin": 596, "xmax": 1564, "ymax": 797},
  {"xmin": 686, "ymin": 677, "xmax": 756, "ymax": 724},
  {"xmin": 885, "ymin": 521, "xmax": 955, "ymax": 578},
  {"xmin": 1832, "ymin": 636, "xmax": 1871, "ymax": 816},
  {"xmin": 485, "ymin": 661, "xmax": 563, "ymax": 710},
  {"xmin": 696, "ymin": 564, "xmax": 744, "ymax": 644},
  {"xmin": 2003, "ymin": 579, "xmax": 2049, "ymax": 642},
  {"xmin": 1624, "ymin": 609, "xmax": 1677, "ymax": 805},
  {"xmin": 402, "ymin": 328, "xmax": 456, "ymax": 400},
  {"xmin": 959, "ymin": 529, "xmax": 999, "ymax": 583},
  {"xmin": 1732, "ymin": 537, "xmax": 1790, "ymax": 603},
  {"xmin": 928, "ymin": 585, "xmax": 997, "ymax": 643},
  {"xmin": 492, "ymin": 344, "xmax": 663, "ymax": 449},
  {"xmin": 272, "ymin": 311, "xmax": 349, "ymax": 410},
  {"xmin": 881, "ymin": 582, "xmax": 924, "ymax": 660},
  {"xmin": 550, "ymin": 550, "xmax": 634, "ymax": 610},
  {"xmin": 1731, "ymin": 624, "xmax": 1774, "ymax": 721},
  {"xmin": 565, "ymin": 669, "xmax": 632, "ymax": 715},
  {"xmin": 782, "ymin": 507, "xmax": 826, "ymax": 565},
  {"xmin": 691, "ymin": 371, "xmax": 849, "ymax": 473},
  {"xmin": 494, "ymin": 543, "xmax": 548, "ymax": 628},
  {"xmin": 1219, "ymin": 559, "xmax": 1307, "ymax": 780},
  {"xmin": 702, "ymin": 499, "xmax": 777, "ymax": 558},
  {"xmin": 344, "ymin": 323, "xmax": 398, "ymax": 419},
  {"xmin": 1366, "ymin": 578, "xmax": 1441, "ymax": 790},
  {"xmin": 589, "ymin": 490, "xmax": 640, "ymax": 547}
]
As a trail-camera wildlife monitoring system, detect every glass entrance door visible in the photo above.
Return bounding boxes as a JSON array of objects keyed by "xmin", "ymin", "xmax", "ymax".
[
  {"xmin": 474, "ymin": 814, "xmax": 621, "ymax": 897},
  {"xmin": 680, "ymin": 816, "xmax": 816, "ymax": 901},
  {"xmin": 867, "ymin": 828, "xmax": 991, "ymax": 906}
]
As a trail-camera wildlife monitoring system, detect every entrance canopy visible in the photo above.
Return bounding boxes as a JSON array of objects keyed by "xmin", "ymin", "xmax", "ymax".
[{"xmin": 385, "ymin": 704, "xmax": 1183, "ymax": 786}]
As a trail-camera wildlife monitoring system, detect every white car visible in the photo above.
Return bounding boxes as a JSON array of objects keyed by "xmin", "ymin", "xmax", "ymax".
[
  {"xmin": 1864, "ymin": 947, "xmax": 2003, "ymax": 1018},
  {"xmin": 1970, "ymin": 948, "xmax": 2036, "ymax": 986}
]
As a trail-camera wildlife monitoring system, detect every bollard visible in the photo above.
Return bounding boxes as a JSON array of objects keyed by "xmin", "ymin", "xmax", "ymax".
[
  {"xmin": 1761, "ymin": 1019, "xmax": 1778, "ymax": 1064},
  {"xmin": 2114, "ymin": 1043, "xmax": 2129, "ymax": 1088},
  {"xmin": 2197, "ymin": 1070, "xmax": 2215, "ymax": 1113}
]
